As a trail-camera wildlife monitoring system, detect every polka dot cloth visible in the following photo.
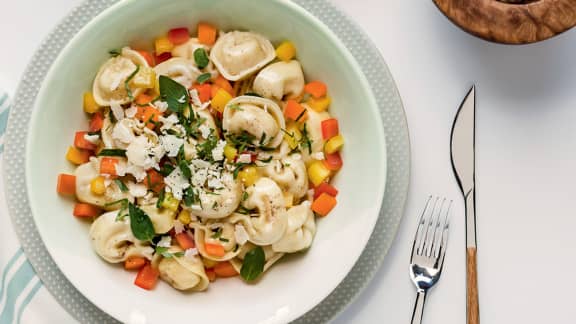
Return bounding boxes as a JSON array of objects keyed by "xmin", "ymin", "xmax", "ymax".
[{"xmin": 2, "ymin": 0, "xmax": 409, "ymax": 323}]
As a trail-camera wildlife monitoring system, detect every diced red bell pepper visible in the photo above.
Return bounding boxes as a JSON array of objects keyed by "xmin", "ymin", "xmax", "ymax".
[
  {"xmin": 74, "ymin": 131, "xmax": 97, "ymax": 151},
  {"xmin": 124, "ymin": 256, "xmax": 147, "ymax": 270},
  {"xmin": 323, "ymin": 152, "xmax": 343, "ymax": 171},
  {"xmin": 134, "ymin": 263, "xmax": 159, "ymax": 290},
  {"xmin": 57, "ymin": 174, "xmax": 76, "ymax": 195},
  {"xmin": 191, "ymin": 83, "xmax": 212, "ymax": 103},
  {"xmin": 73, "ymin": 203, "xmax": 101, "ymax": 218},
  {"xmin": 314, "ymin": 182, "xmax": 338, "ymax": 200},
  {"xmin": 168, "ymin": 27, "xmax": 190, "ymax": 45},
  {"xmin": 321, "ymin": 118, "xmax": 339, "ymax": 140},
  {"xmin": 154, "ymin": 52, "xmax": 172, "ymax": 65},
  {"xmin": 89, "ymin": 112, "xmax": 104, "ymax": 132}
]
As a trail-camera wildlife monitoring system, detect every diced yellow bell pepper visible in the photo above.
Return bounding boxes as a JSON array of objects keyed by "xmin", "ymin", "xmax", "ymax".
[
  {"xmin": 131, "ymin": 67, "xmax": 156, "ymax": 89},
  {"xmin": 324, "ymin": 134, "xmax": 344, "ymax": 154},
  {"xmin": 224, "ymin": 143, "xmax": 238, "ymax": 162},
  {"xmin": 83, "ymin": 92, "xmax": 100, "ymax": 114},
  {"xmin": 238, "ymin": 166, "xmax": 259, "ymax": 187},
  {"xmin": 161, "ymin": 192, "xmax": 180, "ymax": 212},
  {"xmin": 308, "ymin": 160, "xmax": 331, "ymax": 186},
  {"xmin": 155, "ymin": 36, "xmax": 174, "ymax": 55},
  {"xmin": 275, "ymin": 41, "xmax": 296, "ymax": 62},
  {"xmin": 211, "ymin": 89, "xmax": 233, "ymax": 113},
  {"xmin": 307, "ymin": 96, "xmax": 331, "ymax": 112},
  {"xmin": 90, "ymin": 176, "xmax": 106, "ymax": 195},
  {"xmin": 66, "ymin": 146, "xmax": 90, "ymax": 165},
  {"xmin": 283, "ymin": 192, "xmax": 294, "ymax": 208},
  {"xmin": 284, "ymin": 123, "xmax": 302, "ymax": 150},
  {"xmin": 178, "ymin": 209, "xmax": 191, "ymax": 225},
  {"xmin": 202, "ymin": 257, "xmax": 218, "ymax": 269}
]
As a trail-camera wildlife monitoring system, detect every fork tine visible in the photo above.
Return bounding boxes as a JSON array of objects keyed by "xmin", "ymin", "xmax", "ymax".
[
  {"xmin": 437, "ymin": 201, "xmax": 452, "ymax": 266},
  {"xmin": 426, "ymin": 198, "xmax": 445, "ymax": 257},
  {"xmin": 411, "ymin": 196, "xmax": 433, "ymax": 259},
  {"xmin": 419, "ymin": 197, "xmax": 440, "ymax": 255}
]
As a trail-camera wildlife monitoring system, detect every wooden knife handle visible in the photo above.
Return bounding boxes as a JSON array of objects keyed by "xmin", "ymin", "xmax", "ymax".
[{"xmin": 467, "ymin": 247, "xmax": 480, "ymax": 324}]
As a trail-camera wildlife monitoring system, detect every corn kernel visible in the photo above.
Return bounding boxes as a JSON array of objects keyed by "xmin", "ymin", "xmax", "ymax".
[
  {"xmin": 308, "ymin": 160, "xmax": 331, "ymax": 186},
  {"xmin": 83, "ymin": 92, "xmax": 100, "ymax": 114},
  {"xmin": 131, "ymin": 67, "xmax": 156, "ymax": 89},
  {"xmin": 155, "ymin": 36, "xmax": 174, "ymax": 55},
  {"xmin": 307, "ymin": 96, "xmax": 331, "ymax": 112},
  {"xmin": 161, "ymin": 192, "xmax": 180, "ymax": 211},
  {"xmin": 283, "ymin": 192, "xmax": 294, "ymax": 208},
  {"xmin": 284, "ymin": 123, "xmax": 302, "ymax": 150},
  {"xmin": 202, "ymin": 257, "xmax": 218, "ymax": 269},
  {"xmin": 324, "ymin": 134, "xmax": 344, "ymax": 154},
  {"xmin": 275, "ymin": 41, "xmax": 296, "ymax": 62},
  {"xmin": 238, "ymin": 166, "xmax": 259, "ymax": 187},
  {"xmin": 224, "ymin": 143, "xmax": 238, "ymax": 162},
  {"xmin": 66, "ymin": 146, "xmax": 89, "ymax": 165},
  {"xmin": 178, "ymin": 209, "xmax": 191, "ymax": 225},
  {"xmin": 90, "ymin": 176, "xmax": 106, "ymax": 195},
  {"xmin": 211, "ymin": 89, "xmax": 233, "ymax": 113}
]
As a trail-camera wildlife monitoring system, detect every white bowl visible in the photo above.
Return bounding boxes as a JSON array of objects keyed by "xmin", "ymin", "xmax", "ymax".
[{"xmin": 26, "ymin": 0, "xmax": 387, "ymax": 322}]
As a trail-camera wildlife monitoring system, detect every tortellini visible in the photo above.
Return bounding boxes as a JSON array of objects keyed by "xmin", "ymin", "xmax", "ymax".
[
  {"xmin": 223, "ymin": 96, "xmax": 286, "ymax": 148},
  {"xmin": 253, "ymin": 60, "xmax": 305, "ymax": 100},
  {"xmin": 75, "ymin": 160, "xmax": 133, "ymax": 209},
  {"xmin": 272, "ymin": 202, "xmax": 316, "ymax": 253},
  {"xmin": 158, "ymin": 247, "xmax": 209, "ymax": 291},
  {"xmin": 230, "ymin": 178, "xmax": 287, "ymax": 245},
  {"xmin": 154, "ymin": 57, "xmax": 201, "ymax": 88},
  {"xmin": 262, "ymin": 155, "xmax": 308, "ymax": 199},
  {"xmin": 194, "ymin": 222, "xmax": 243, "ymax": 261},
  {"xmin": 139, "ymin": 203, "xmax": 176, "ymax": 234},
  {"xmin": 187, "ymin": 171, "xmax": 242, "ymax": 219},
  {"xmin": 210, "ymin": 31, "xmax": 275, "ymax": 81},
  {"xmin": 92, "ymin": 47, "xmax": 149, "ymax": 106},
  {"xmin": 89, "ymin": 211, "xmax": 153, "ymax": 263}
]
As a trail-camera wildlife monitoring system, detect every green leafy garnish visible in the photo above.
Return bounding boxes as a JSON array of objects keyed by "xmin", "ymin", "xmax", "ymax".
[
  {"xmin": 98, "ymin": 149, "xmax": 127, "ymax": 157},
  {"xmin": 114, "ymin": 179, "xmax": 128, "ymax": 192},
  {"xmin": 300, "ymin": 124, "xmax": 313, "ymax": 154},
  {"xmin": 155, "ymin": 246, "xmax": 185, "ymax": 258},
  {"xmin": 259, "ymin": 132, "xmax": 267, "ymax": 146},
  {"xmin": 128, "ymin": 202, "xmax": 155, "ymax": 241},
  {"xmin": 196, "ymin": 132, "xmax": 219, "ymax": 162},
  {"xmin": 196, "ymin": 73, "xmax": 212, "ymax": 84},
  {"xmin": 159, "ymin": 164, "xmax": 175, "ymax": 177},
  {"xmin": 107, "ymin": 199, "xmax": 129, "ymax": 221},
  {"xmin": 228, "ymin": 104, "xmax": 243, "ymax": 111},
  {"xmin": 211, "ymin": 227, "xmax": 223, "ymax": 239},
  {"xmin": 241, "ymin": 191, "xmax": 249, "ymax": 202},
  {"xmin": 125, "ymin": 65, "xmax": 140, "ymax": 101},
  {"xmin": 179, "ymin": 160, "xmax": 192, "ymax": 179},
  {"xmin": 295, "ymin": 108, "xmax": 307, "ymax": 122},
  {"xmin": 156, "ymin": 188, "xmax": 166, "ymax": 209},
  {"xmin": 159, "ymin": 75, "xmax": 189, "ymax": 113},
  {"xmin": 108, "ymin": 49, "xmax": 121, "ymax": 57},
  {"xmin": 182, "ymin": 187, "xmax": 197, "ymax": 207},
  {"xmin": 193, "ymin": 48, "xmax": 210, "ymax": 69},
  {"xmin": 258, "ymin": 156, "xmax": 273, "ymax": 163},
  {"xmin": 219, "ymin": 237, "xmax": 229, "ymax": 243},
  {"xmin": 240, "ymin": 246, "xmax": 265, "ymax": 282},
  {"xmin": 243, "ymin": 92, "xmax": 262, "ymax": 97}
]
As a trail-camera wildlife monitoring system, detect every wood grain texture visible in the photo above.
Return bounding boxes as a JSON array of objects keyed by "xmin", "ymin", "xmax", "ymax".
[
  {"xmin": 467, "ymin": 247, "xmax": 479, "ymax": 324},
  {"xmin": 433, "ymin": 0, "xmax": 576, "ymax": 44}
]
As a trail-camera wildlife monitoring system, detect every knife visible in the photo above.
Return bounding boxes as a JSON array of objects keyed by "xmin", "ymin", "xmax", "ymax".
[{"xmin": 450, "ymin": 85, "xmax": 479, "ymax": 324}]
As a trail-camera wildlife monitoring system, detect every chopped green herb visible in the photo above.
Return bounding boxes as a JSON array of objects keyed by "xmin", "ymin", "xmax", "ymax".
[
  {"xmin": 179, "ymin": 160, "xmax": 192, "ymax": 179},
  {"xmin": 211, "ymin": 227, "xmax": 223, "ymax": 239},
  {"xmin": 155, "ymin": 246, "xmax": 184, "ymax": 258},
  {"xmin": 114, "ymin": 179, "xmax": 129, "ymax": 192},
  {"xmin": 295, "ymin": 108, "xmax": 307, "ymax": 122},
  {"xmin": 156, "ymin": 188, "xmax": 166, "ymax": 209},
  {"xmin": 108, "ymin": 49, "xmax": 121, "ymax": 57},
  {"xmin": 219, "ymin": 237, "xmax": 229, "ymax": 243},
  {"xmin": 125, "ymin": 65, "xmax": 140, "ymax": 101},
  {"xmin": 194, "ymin": 48, "xmax": 210, "ymax": 69},
  {"xmin": 258, "ymin": 156, "xmax": 273, "ymax": 163},
  {"xmin": 241, "ymin": 191, "xmax": 249, "ymax": 202},
  {"xmin": 196, "ymin": 132, "xmax": 219, "ymax": 162},
  {"xmin": 128, "ymin": 202, "xmax": 156, "ymax": 241},
  {"xmin": 243, "ymin": 92, "xmax": 262, "ymax": 97},
  {"xmin": 182, "ymin": 187, "xmax": 197, "ymax": 207},
  {"xmin": 98, "ymin": 149, "xmax": 127, "ymax": 157},
  {"xmin": 300, "ymin": 123, "xmax": 313, "ymax": 154},
  {"xmin": 240, "ymin": 246, "xmax": 265, "ymax": 282},
  {"xmin": 259, "ymin": 132, "xmax": 267, "ymax": 146},
  {"xmin": 159, "ymin": 163, "xmax": 175, "ymax": 177},
  {"xmin": 229, "ymin": 104, "xmax": 243, "ymax": 111},
  {"xmin": 196, "ymin": 72, "xmax": 212, "ymax": 84},
  {"xmin": 159, "ymin": 75, "xmax": 189, "ymax": 113}
]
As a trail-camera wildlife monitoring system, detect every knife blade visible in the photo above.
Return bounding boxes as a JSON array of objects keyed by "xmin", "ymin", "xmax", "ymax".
[{"xmin": 450, "ymin": 85, "xmax": 479, "ymax": 324}]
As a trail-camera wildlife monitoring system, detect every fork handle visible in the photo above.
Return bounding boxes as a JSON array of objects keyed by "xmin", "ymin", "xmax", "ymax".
[
  {"xmin": 410, "ymin": 290, "xmax": 426, "ymax": 324},
  {"xmin": 467, "ymin": 247, "xmax": 480, "ymax": 324}
]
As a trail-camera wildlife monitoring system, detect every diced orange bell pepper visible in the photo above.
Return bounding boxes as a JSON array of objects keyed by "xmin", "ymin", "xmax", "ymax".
[
  {"xmin": 135, "ymin": 93, "xmax": 154, "ymax": 106},
  {"xmin": 198, "ymin": 22, "xmax": 217, "ymax": 45},
  {"xmin": 192, "ymin": 83, "xmax": 212, "ymax": 103},
  {"xmin": 89, "ymin": 112, "xmax": 104, "ymax": 132},
  {"xmin": 100, "ymin": 157, "xmax": 119, "ymax": 176},
  {"xmin": 73, "ymin": 203, "xmax": 101, "ymax": 218},
  {"xmin": 137, "ymin": 50, "xmax": 155, "ymax": 67},
  {"xmin": 311, "ymin": 193, "xmax": 337, "ymax": 216},
  {"xmin": 57, "ymin": 174, "xmax": 76, "ymax": 195},
  {"xmin": 321, "ymin": 118, "xmax": 339, "ymax": 140},
  {"xmin": 304, "ymin": 81, "xmax": 328, "ymax": 98},
  {"xmin": 213, "ymin": 75, "xmax": 234, "ymax": 96},
  {"xmin": 145, "ymin": 169, "xmax": 165, "ymax": 193},
  {"xmin": 74, "ymin": 131, "xmax": 97, "ymax": 151},
  {"xmin": 66, "ymin": 146, "xmax": 91, "ymax": 165},
  {"xmin": 204, "ymin": 243, "xmax": 225, "ymax": 257},
  {"xmin": 284, "ymin": 100, "xmax": 307, "ymax": 121},
  {"xmin": 214, "ymin": 261, "xmax": 238, "ymax": 278},
  {"xmin": 134, "ymin": 263, "xmax": 159, "ymax": 290},
  {"xmin": 136, "ymin": 106, "xmax": 162, "ymax": 129},
  {"xmin": 175, "ymin": 232, "xmax": 195, "ymax": 250},
  {"xmin": 124, "ymin": 256, "xmax": 147, "ymax": 271}
]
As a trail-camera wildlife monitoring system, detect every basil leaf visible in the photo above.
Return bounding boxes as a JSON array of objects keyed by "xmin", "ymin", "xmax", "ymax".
[
  {"xmin": 183, "ymin": 187, "xmax": 196, "ymax": 207},
  {"xmin": 194, "ymin": 48, "xmax": 209, "ymax": 69},
  {"xmin": 240, "ymin": 246, "xmax": 265, "ymax": 282},
  {"xmin": 115, "ymin": 179, "xmax": 129, "ymax": 192},
  {"xmin": 128, "ymin": 203, "xmax": 156, "ymax": 241},
  {"xmin": 98, "ymin": 149, "xmax": 127, "ymax": 157},
  {"xmin": 159, "ymin": 75, "xmax": 189, "ymax": 113},
  {"xmin": 196, "ymin": 73, "xmax": 212, "ymax": 84}
]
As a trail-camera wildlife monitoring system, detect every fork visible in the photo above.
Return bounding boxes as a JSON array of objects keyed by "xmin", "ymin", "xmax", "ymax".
[{"xmin": 410, "ymin": 196, "xmax": 452, "ymax": 324}]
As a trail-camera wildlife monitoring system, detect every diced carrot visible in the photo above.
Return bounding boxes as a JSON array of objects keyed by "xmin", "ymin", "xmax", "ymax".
[
  {"xmin": 134, "ymin": 263, "xmax": 159, "ymax": 290},
  {"xmin": 73, "ymin": 203, "xmax": 101, "ymax": 218},
  {"xmin": 136, "ymin": 106, "xmax": 162, "ymax": 129},
  {"xmin": 66, "ymin": 146, "xmax": 91, "ymax": 165},
  {"xmin": 137, "ymin": 50, "xmax": 155, "ymax": 67},
  {"xmin": 214, "ymin": 261, "xmax": 238, "ymax": 278},
  {"xmin": 204, "ymin": 243, "xmax": 225, "ymax": 257},
  {"xmin": 89, "ymin": 112, "xmax": 104, "ymax": 132},
  {"xmin": 145, "ymin": 169, "xmax": 165, "ymax": 193},
  {"xmin": 124, "ymin": 256, "xmax": 147, "ymax": 270},
  {"xmin": 168, "ymin": 27, "xmax": 190, "ymax": 45},
  {"xmin": 154, "ymin": 52, "xmax": 172, "ymax": 65},
  {"xmin": 304, "ymin": 81, "xmax": 328, "ymax": 98},
  {"xmin": 74, "ymin": 131, "xmax": 97, "ymax": 151},
  {"xmin": 323, "ymin": 152, "xmax": 343, "ymax": 171},
  {"xmin": 284, "ymin": 100, "xmax": 307, "ymax": 121},
  {"xmin": 135, "ymin": 93, "xmax": 154, "ymax": 106},
  {"xmin": 321, "ymin": 118, "xmax": 339, "ymax": 140},
  {"xmin": 311, "ymin": 193, "xmax": 337, "ymax": 216},
  {"xmin": 192, "ymin": 83, "xmax": 212, "ymax": 103},
  {"xmin": 57, "ymin": 174, "xmax": 76, "ymax": 195},
  {"xmin": 175, "ymin": 232, "xmax": 195, "ymax": 250},
  {"xmin": 100, "ymin": 157, "xmax": 119, "ymax": 176},
  {"xmin": 198, "ymin": 22, "xmax": 217, "ymax": 45},
  {"xmin": 205, "ymin": 268, "xmax": 216, "ymax": 282},
  {"xmin": 314, "ymin": 182, "xmax": 338, "ymax": 200},
  {"xmin": 213, "ymin": 75, "xmax": 234, "ymax": 96}
]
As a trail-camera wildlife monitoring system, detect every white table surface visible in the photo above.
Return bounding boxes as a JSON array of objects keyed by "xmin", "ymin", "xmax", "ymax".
[{"xmin": 3, "ymin": 0, "xmax": 576, "ymax": 323}]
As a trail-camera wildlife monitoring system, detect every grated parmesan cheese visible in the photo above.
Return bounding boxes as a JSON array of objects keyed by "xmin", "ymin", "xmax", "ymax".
[
  {"xmin": 157, "ymin": 236, "xmax": 172, "ymax": 248},
  {"xmin": 160, "ymin": 134, "xmax": 185, "ymax": 158},
  {"xmin": 189, "ymin": 89, "xmax": 202, "ymax": 107},
  {"xmin": 311, "ymin": 152, "xmax": 325, "ymax": 160},
  {"xmin": 125, "ymin": 106, "xmax": 138, "ymax": 118},
  {"xmin": 198, "ymin": 124, "xmax": 211, "ymax": 139},
  {"xmin": 184, "ymin": 248, "xmax": 198, "ymax": 259},
  {"xmin": 236, "ymin": 153, "xmax": 252, "ymax": 164},
  {"xmin": 83, "ymin": 133, "xmax": 100, "ymax": 144},
  {"xmin": 173, "ymin": 220, "xmax": 185, "ymax": 234},
  {"xmin": 234, "ymin": 224, "xmax": 249, "ymax": 245},
  {"xmin": 211, "ymin": 140, "xmax": 226, "ymax": 161},
  {"xmin": 164, "ymin": 168, "xmax": 190, "ymax": 200},
  {"xmin": 127, "ymin": 181, "xmax": 147, "ymax": 197},
  {"xmin": 110, "ymin": 101, "xmax": 125, "ymax": 121},
  {"xmin": 154, "ymin": 100, "xmax": 169, "ymax": 112}
]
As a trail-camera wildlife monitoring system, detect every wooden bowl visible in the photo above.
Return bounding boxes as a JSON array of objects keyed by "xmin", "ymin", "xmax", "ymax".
[{"xmin": 433, "ymin": 0, "xmax": 576, "ymax": 44}]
